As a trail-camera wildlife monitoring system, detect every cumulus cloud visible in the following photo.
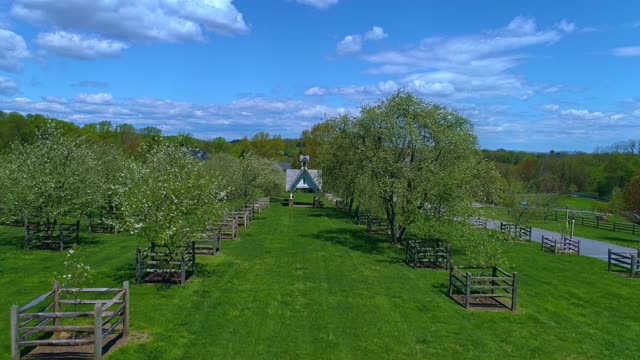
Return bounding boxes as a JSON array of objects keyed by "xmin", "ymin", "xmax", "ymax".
[
  {"xmin": 0, "ymin": 94, "xmax": 354, "ymax": 138},
  {"xmin": 75, "ymin": 92, "xmax": 113, "ymax": 104},
  {"xmin": 320, "ymin": 17, "xmax": 572, "ymax": 101},
  {"xmin": 612, "ymin": 46, "xmax": 640, "ymax": 57},
  {"xmin": 364, "ymin": 26, "xmax": 388, "ymax": 40},
  {"xmin": 337, "ymin": 25, "xmax": 388, "ymax": 55},
  {"xmin": 35, "ymin": 31, "xmax": 128, "ymax": 59},
  {"xmin": 11, "ymin": 0, "xmax": 248, "ymax": 43},
  {"xmin": 295, "ymin": 0, "xmax": 338, "ymax": 10},
  {"xmin": 0, "ymin": 29, "xmax": 30, "ymax": 72},
  {"xmin": 560, "ymin": 109, "xmax": 605, "ymax": 120},
  {"xmin": 0, "ymin": 77, "xmax": 20, "ymax": 96},
  {"xmin": 556, "ymin": 19, "xmax": 576, "ymax": 33},
  {"xmin": 543, "ymin": 104, "xmax": 560, "ymax": 111},
  {"xmin": 336, "ymin": 35, "xmax": 362, "ymax": 55}
]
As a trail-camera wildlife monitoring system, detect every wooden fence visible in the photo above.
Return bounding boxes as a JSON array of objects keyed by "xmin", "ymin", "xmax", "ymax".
[
  {"xmin": 470, "ymin": 217, "xmax": 488, "ymax": 229},
  {"xmin": 10, "ymin": 281, "xmax": 129, "ymax": 360},
  {"xmin": 88, "ymin": 217, "xmax": 116, "ymax": 234},
  {"xmin": 405, "ymin": 239, "xmax": 450, "ymax": 269},
  {"xmin": 215, "ymin": 214, "xmax": 238, "ymax": 240},
  {"xmin": 367, "ymin": 216, "xmax": 389, "ymax": 235},
  {"xmin": 541, "ymin": 235, "xmax": 580, "ymax": 255},
  {"xmin": 608, "ymin": 249, "xmax": 640, "ymax": 276},
  {"xmin": 25, "ymin": 221, "xmax": 80, "ymax": 250},
  {"xmin": 186, "ymin": 229, "xmax": 221, "ymax": 255},
  {"xmin": 526, "ymin": 209, "xmax": 640, "ymax": 236},
  {"xmin": 136, "ymin": 242, "xmax": 196, "ymax": 285},
  {"xmin": 499, "ymin": 222, "xmax": 532, "ymax": 241},
  {"xmin": 448, "ymin": 265, "xmax": 518, "ymax": 312}
]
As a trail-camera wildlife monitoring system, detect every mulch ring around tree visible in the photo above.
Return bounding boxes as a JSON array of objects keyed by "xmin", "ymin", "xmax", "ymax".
[
  {"xmin": 450, "ymin": 294, "xmax": 513, "ymax": 312},
  {"xmin": 22, "ymin": 332, "xmax": 149, "ymax": 359}
]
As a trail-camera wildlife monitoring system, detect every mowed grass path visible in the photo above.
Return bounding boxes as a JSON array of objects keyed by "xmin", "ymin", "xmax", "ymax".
[{"xmin": 1, "ymin": 193, "xmax": 640, "ymax": 359}]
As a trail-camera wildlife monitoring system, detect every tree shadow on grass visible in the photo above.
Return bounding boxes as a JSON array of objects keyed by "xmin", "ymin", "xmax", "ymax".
[{"xmin": 311, "ymin": 227, "xmax": 389, "ymax": 255}]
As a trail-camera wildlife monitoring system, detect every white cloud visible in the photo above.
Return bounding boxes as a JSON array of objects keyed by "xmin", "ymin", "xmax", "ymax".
[
  {"xmin": 543, "ymin": 104, "xmax": 559, "ymax": 111},
  {"xmin": 612, "ymin": 46, "xmax": 640, "ymax": 57},
  {"xmin": 556, "ymin": 19, "xmax": 576, "ymax": 33},
  {"xmin": 295, "ymin": 0, "xmax": 338, "ymax": 10},
  {"xmin": 0, "ymin": 94, "xmax": 353, "ymax": 138},
  {"xmin": 11, "ymin": 0, "xmax": 248, "ymax": 43},
  {"xmin": 304, "ymin": 87, "xmax": 326, "ymax": 96},
  {"xmin": 337, "ymin": 26, "xmax": 388, "ymax": 55},
  {"xmin": 364, "ymin": 26, "xmax": 388, "ymax": 40},
  {"xmin": 560, "ymin": 109, "xmax": 605, "ymax": 120},
  {"xmin": 35, "ymin": 31, "xmax": 128, "ymax": 59},
  {"xmin": 336, "ymin": 35, "xmax": 362, "ymax": 55},
  {"xmin": 42, "ymin": 95, "xmax": 67, "ymax": 103},
  {"xmin": 75, "ymin": 92, "xmax": 113, "ymax": 104},
  {"xmin": 0, "ymin": 77, "xmax": 19, "ymax": 96},
  {"xmin": 0, "ymin": 29, "xmax": 30, "ymax": 72}
]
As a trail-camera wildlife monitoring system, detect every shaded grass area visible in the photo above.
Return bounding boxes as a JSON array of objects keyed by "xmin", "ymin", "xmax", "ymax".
[
  {"xmin": 479, "ymin": 207, "xmax": 640, "ymax": 249},
  {"xmin": 1, "ymin": 193, "xmax": 639, "ymax": 359},
  {"xmin": 556, "ymin": 195, "xmax": 608, "ymax": 211}
]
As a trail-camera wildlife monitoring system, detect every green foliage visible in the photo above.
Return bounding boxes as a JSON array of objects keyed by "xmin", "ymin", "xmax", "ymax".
[
  {"xmin": 118, "ymin": 143, "xmax": 226, "ymax": 247},
  {"xmin": 0, "ymin": 123, "xmax": 117, "ymax": 224},
  {"xmin": 323, "ymin": 91, "xmax": 498, "ymax": 244},
  {"xmin": 53, "ymin": 245, "xmax": 92, "ymax": 300},
  {"xmin": 207, "ymin": 152, "xmax": 283, "ymax": 206}
]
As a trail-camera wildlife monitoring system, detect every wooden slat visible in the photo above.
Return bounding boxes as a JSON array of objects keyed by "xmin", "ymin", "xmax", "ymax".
[
  {"xmin": 19, "ymin": 311, "xmax": 115, "ymax": 320},
  {"xmin": 101, "ymin": 290, "xmax": 125, "ymax": 310},
  {"xmin": 59, "ymin": 288, "xmax": 120, "ymax": 293},
  {"xmin": 102, "ymin": 315, "xmax": 124, "ymax": 338},
  {"xmin": 19, "ymin": 291, "xmax": 53, "ymax": 312},
  {"xmin": 19, "ymin": 325, "xmax": 94, "ymax": 333},
  {"xmin": 19, "ymin": 338, "xmax": 95, "ymax": 347},
  {"xmin": 102, "ymin": 303, "xmax": 125, "ymax": 326}
]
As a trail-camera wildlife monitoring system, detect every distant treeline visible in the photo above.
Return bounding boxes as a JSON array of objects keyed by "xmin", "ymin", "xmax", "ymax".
[
  {"xmin": 0, "ymin": 111, "xmax": 294, "ymax": 160},
  {"xmin": 2, "ymin": 111, "xmax": 639, "ymax": 198}
]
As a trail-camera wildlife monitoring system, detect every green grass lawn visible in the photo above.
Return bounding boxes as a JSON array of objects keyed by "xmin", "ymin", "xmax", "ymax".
[
  {"xmin": 555, "ymin": 195, "xmax": 608, "ymax": 211},
  {"xmin": 478, "ymin": 207, "xmax": 640, "ymax": 248},
  {"xmin": 2, "ymin": 193, "xmax": 640, "ymax": 359}
]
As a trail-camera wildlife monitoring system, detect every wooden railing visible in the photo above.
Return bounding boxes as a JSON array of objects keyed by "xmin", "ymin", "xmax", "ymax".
[
  {"xmin": 541, "ymin": 235, "xmax": 580, "ymax": 255},
  {"xmin": 499, "ymin": 222, "xmax": 532, "ymax": 241},
  {"xmin": 405, "ymin": 239, "xmax": 450, "ymax": 269},
  {"xmin": 136, "ymin": 242, "xmax": 196, "ymax": 285},
  {"xmin": 25, "ymin": 221, "xmax": 80, "ymax": 250},
  {"xmin": 448, "ymin": 265, "xmax": 518, "ymax": 312},
  {"xmin": 10, "ymin": 281, "xmax": 129, "ymax": 360},
  {"xmin": 608, "ymin": 249, "xmax": 640, "ymax": 276}
]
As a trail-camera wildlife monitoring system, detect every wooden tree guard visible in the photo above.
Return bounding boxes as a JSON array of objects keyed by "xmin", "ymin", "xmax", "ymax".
[
  {"xmin": 608, "ymin": 249, "xmax": 640, "ymax": 276},
  {"xmin": 215, "ymin": 214, "xmax": 238, "ymax": 240},
  {"xmin": 136, "ymin": 242, "xmax": 196, "ymax": 285},
  {"xmin": 10, "ymin": 281, "xmax": 130, "ymax": 360},
  {"xmin": 88, "ymin": 217, "xmax": 116, "ymax": 234},
  {"xmin": 470, "ymin": 217, "xmax": 488, "ymax": 229},
  {"xmin": 232, "ymin": 210, "xmax": 249, "ymax": 228},
  {"xmin": 499, "ymin": 222, "xmax": 532, "ymax": 241},
  {"xmin": 405, "ymin": 239, "xmax": 450, "ymax": 269},
  {"xmin": 25, "ymin": 221, "xmax": 80, "ymax": 250},
  {"xmin": 367, "ymin": 216, "xmax": 389, "ymax": 235},
  {"xmin": 448, "ymin": 265, "xmax": 518, "ymax": 312},
  {"xmin": 541, "ymin": 235, "xmax": 580, "ymax": 255},
  {"xmin": 187, "ymin": 229, "xmax": 221, "ymax": 255}
]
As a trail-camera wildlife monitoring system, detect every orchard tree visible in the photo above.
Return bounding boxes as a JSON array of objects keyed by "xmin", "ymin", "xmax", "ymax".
[
  {"xmin": 323, "ymin": 91, "xmax": 498, "ymax": 244},
  {"xmin": 0, "ymin": 123, "xmax": 113, "ymax": 225},
  {"xmin": 118, "ymin": 143, "xmax": 227, "ymax": 248}
]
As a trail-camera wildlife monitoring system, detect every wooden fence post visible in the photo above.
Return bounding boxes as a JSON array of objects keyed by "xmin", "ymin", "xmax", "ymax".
[
  {"xmin": 53, "ymin": 281, "xmax": 60, "ymax": 327},
  {"xmin": 554, "ymin": 239, "xmax": 558, "ymax": 255},
  {"xmin": 94, "ymin": 304, "xmax": 103, "ymax": 360},
  {"xmin": 135, "ymin": 249, "xmax": 142, "ymax": 284},
  {"xmin": 11, "ymin": 305, "xmax": 19, "ymax": 360},
  {"xmin": 631, "ymin": 254, "xmax": 637, "ymax": 276},
  {"xmin": 180, "ymin": 253, "xmax": 186, "ymax": 285},
  {"xmin": 464, "ymin": 272, "xmax": 471, "ymax": 309},
  {"xmin": 607, "ymin": 249, "xmax": 612, "ymax": 272},
  {"xmin": 123, "ymin": 281, "xmax": 130, "ymax": 338},
  {"xmin": 448, "ymin": 265, "xmax": 453, "ymax": 297},
  {"xmin": 511, "ymin": 272, "xmax": 518, "ymax": 312}
]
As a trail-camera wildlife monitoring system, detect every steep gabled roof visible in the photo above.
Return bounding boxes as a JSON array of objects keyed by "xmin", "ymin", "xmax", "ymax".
[{"xmin": 286, "ymin": 168, "xmax": 322, "ymax": 193}]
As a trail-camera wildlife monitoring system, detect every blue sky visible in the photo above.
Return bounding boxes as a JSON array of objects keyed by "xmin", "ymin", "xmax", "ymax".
[{"xmin": 1, "ymin": 0, "xmax": 640, "ymax": 151}]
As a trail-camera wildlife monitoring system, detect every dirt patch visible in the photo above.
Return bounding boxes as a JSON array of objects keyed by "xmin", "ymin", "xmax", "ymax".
[
  {"xmin": 22, "ymin": 332, "xmax": 149, "ymax": 359},
  {"xmin": 450, "ymin": 294, "xmax": 513, "ymax": 312}
]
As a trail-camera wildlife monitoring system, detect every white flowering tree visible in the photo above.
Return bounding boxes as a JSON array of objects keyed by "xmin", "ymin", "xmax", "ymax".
[
  {"xmin": 119, "ymin": 143, "xmax": 227, "ymax": 248},
  {"xmin": 0, "ymin": 123, "xmax": 114, "ymax": 226}
]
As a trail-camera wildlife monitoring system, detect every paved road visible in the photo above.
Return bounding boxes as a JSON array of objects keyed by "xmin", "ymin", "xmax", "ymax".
[{"xmin": 486, "ymin": 220, "xmax": 638, "ymax": 261}]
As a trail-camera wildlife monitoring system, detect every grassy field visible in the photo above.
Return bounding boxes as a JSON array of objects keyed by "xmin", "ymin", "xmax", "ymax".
[
  {"xmin": 555, "ymin": 195, "xmax": 608, "ymax": 211},
  {"xmin": 2, "ymin": 193, "xmax": 640, "ymax": 359},
  {"xmin": 478, "ymin": 206, "xmax": 640, "ymax": 248}
]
